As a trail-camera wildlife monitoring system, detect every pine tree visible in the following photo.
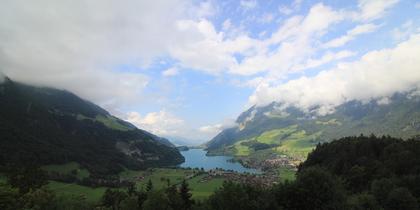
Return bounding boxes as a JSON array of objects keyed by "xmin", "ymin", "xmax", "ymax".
[
  {"xmin": 146, "ymin": 179, "xmax": 153, "ymax": 192},
  {"xmin": 179, "ymin": 179, "xmax": 193, "ymax": 210}
]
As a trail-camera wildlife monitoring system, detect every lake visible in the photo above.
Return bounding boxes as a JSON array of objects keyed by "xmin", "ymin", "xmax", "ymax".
[{"xmin": 179, "ymin": 149, "xmax": 260, "ymax": 174}]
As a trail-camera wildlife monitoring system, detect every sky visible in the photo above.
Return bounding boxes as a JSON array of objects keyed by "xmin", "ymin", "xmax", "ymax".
[{"xmin": 1, "ymin": 0, "xmax": 420, "ymax": 144}]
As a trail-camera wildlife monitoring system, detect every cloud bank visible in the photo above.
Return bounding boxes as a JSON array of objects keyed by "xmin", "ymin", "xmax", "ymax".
[
  {"xmin": 249, "ymin": 34, "xmax": 420, "ymax": 114},
  {"xmin": 0, "ymin": 0, "xmax": 199, "ymax": 110}
]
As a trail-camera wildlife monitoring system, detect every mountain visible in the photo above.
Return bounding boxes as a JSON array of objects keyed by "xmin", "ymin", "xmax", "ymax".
[
  {"xmin": 0, "ymin": 78, "xmax": 184, "ymax": 175},
  {"xmin": 206, "ymin": 91, "xmax": 420, "ymax": 165}
]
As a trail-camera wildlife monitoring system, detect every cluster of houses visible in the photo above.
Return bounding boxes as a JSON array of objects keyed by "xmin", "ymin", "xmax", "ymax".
[
  {"xmin": 203, "ymin": 169, "xmax": 279, "ymax": 188},
  {"xmin": 260, "ymin": 155, "xmax": 299, "ymax": 170}
]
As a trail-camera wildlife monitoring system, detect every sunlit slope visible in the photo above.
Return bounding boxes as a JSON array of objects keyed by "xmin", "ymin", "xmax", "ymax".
[{"xmin": 207, "ymin": 92, "xmax": 420, "ymax": 161}]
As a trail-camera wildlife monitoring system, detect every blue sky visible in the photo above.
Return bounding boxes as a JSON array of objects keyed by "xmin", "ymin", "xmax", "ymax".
[{"xmin": 1, "ymin": 0, "xmax": 420, "ymax": 144}]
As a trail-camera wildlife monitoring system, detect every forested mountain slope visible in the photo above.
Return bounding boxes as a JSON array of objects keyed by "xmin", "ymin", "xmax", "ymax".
[{"xmin": 0, "ymin": 78, "xmax": 184, "ymax": 175}]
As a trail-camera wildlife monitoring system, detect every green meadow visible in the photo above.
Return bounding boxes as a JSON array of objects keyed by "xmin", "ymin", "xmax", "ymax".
[
  {"xmin": 42, "ymin": 162, "xmax": 90, "ymax": 179},
  {"xmin": 225, "ymin": 125, "xmax": 320, "ymax": 161},
  {"xmin": 47, "ymin": 181, "xmax": 107, "ymax": 203},
  {"xmin": 43, "ymin": 167, "xmax": 226, "ymax": 203}
]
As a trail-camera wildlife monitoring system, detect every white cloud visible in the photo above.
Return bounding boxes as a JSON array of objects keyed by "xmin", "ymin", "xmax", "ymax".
[
  {"xmin": 323, "ymin": 24, "xmax": 380, "ymax": 48},
  {"xmin": 279, "ymin": 6, "xmax": 293, "ymax": 16},
  {"xmin": 196, "ymin": 1, "xmax": 216, "ymax": 18},
  {"xmin": 249, "ymin": 34, "xmax": 420, "ymax": 113},
  {"xmin": 199, "ymin": 118, "xmax": 237, "ymax": 137},
  {"xmin": 416, "ymin": 2, "xmax": 420, "ymax": 9},
  {"xmin": 355, "ymin": 0, "xmax": 399, "ymax": 21},
  {"xmin": 126, "ymin": 110, "xmax": 184, "ymax": 136},
  {"xmin": 278, "ymin": 0, "xmax": 302, "ymax": 15},
  {"xmin": 392, "ymin": 20, "xmax": 420, "ymax": 42},
  {"xmin": 231, "ymin": 3, "xmax": 345, "ymax": 76},
  {"xmin": 199, "ymin": 124, "xmax": 224, "ymax": 134},
  {"xmin": 0, "ymin": 0, "xmax": 201, "ymax": 110},
  {"xmin": 162, "ymin": 67, "xmax": 179, "ymax": 77},
  {"xmin": 240, "ymin": 0, "xmax": 257, "ymax": 10},
  {"xmin": 292, "ymin": 50, "xmax": 356, "ymax": 72}
]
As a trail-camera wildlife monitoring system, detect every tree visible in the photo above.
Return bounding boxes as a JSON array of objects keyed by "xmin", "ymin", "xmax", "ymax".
[
  {"xmin": 276, "ymin": 167, "xmax": 347, "ymax": 210},
  {"xmin": 20, "ymin": 187, "xmax": 56, "ymax": 210},
  {"xmin": 136, "ymin": 188, "xmax": 148, "ymax": 209},
  {"xmin": 142, "ymin": 190, "xmax": 171, "ymax": 210},
  {"xmin": 371, "ymin": 178, "xmax": 396, "ymax": 205},
  {"xmin": 385, "ymin": 188, "xmax": 419, "ymax": 210},
  {"xmin": 7, "ymin": 166, "xmax": 48, "ymax": 194},
  {"xmin": 166, "ymin": 184, "xmax": 183, "ymax": 209},
  {"xmin": 179, "ymin": 179, "xmax": 193, "ymax": 210},
  {"xmin": 146, "ymin": 179, "xmax": 153, "ymax": 192},
  {"xmin": 0, "ymin": 183, "xmax": 19, "ymax": 210},
  {"xmin": 102, "ymin": 188, "xmax": 128, "ymax": 210},
  {"xmin": 347, "ymin": 193, "xmax": 381, "ymax": 210},
  {"xmin": 207, "ymin": 181, "xmax": 275, "ymax": 210},
  {"xmin": 127, "ymin": 182, "xmax": 136, "ymax": 196},
  {"xmin": 120, "ymin": 196, "xmax": 139, "ymax": 210}
]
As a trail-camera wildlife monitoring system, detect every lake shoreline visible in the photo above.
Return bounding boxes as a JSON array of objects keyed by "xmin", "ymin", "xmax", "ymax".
[{"xmin": 179, "ymin": 149, "xmax": 261, "ymax": 174}]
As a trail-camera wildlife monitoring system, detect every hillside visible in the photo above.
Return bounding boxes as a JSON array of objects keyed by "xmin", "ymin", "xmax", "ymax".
[
  {"xmin": 206, "ymin": 91, "xmax": 420, "ymax": 165},
  {"xmin": 0, "ymin": 78, "xmax": 184, "ymax": 175}
]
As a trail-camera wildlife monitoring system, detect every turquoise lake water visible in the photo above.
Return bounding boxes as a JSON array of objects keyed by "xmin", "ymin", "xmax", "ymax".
[{"xmin": 179, "ymin": 149, "xmax": 260, "ymax": 174}]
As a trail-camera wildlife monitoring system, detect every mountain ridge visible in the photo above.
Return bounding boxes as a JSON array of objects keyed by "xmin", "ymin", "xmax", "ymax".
[
  {"xmin": 0, "ymin": 78, "xmax": 184, "ymax": 175},
  {"xmin": 206, "ymin": 91, "xmax": 420, "ymax": 166}
]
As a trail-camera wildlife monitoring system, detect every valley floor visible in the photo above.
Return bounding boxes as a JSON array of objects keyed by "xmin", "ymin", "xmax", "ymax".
[{"xmin": 25, "ymin": 163, "xmax": 295, "ymax": 204}]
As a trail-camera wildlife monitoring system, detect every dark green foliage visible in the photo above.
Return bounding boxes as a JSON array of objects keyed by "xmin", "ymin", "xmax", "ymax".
[
  {"xmin": 119, "ymin": 196, "xmax": 139, "ymax": 210},
  {"xmin": 146, "ymin": 179, "xmax": 153, "ymax": 192},
  {"xmin": 385, "ymin": 188, "xmax": 419, "ymax": 210},
  {"xmin": 274, "ymin": 167, "xmax": 347, "ymax": 210},
  {"xmin": 347, "ymin": 193, "xmax": 381, "ymax": 210},
  {"xmin": 102, "ymin": 189, "xmax": 129, "ymax": 210},
  {"xmin": 6, "ymin": 166, "xmax": 48, "ymax": 194},
  {"xmin": 371, "ymin": 178, "xmax": 396, "ymax": 204},
  {"xmin": 0, "ymin": 79, "xmax": 184, "ymax": 175},
  {"xmin": 179, "ymin": 179, "xmax": 193, "ymax": 210},
  {"xmin": 207, "ymin": 181, "xmax": 277, "ymax": 210},
  {"xmin": 0, "ymin": 183, "xmax": 19, "ymax": 210},
  {"xmin": 20, "ymin": 187, "xmax": 57, "ymax": 210},
  {"xmin": 142, "ymin": 190, "xmax": 171, "ymax": 210},
  {"xmin": 301, "ymin": 135, "xmax": 420, "ymax": 209}
]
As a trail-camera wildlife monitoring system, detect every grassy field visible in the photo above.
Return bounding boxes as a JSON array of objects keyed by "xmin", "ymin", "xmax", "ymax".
[
  {"xmin": 256, "ymin": 125, "xmax": 298, "ymax": 144},
  {"xmin": 47, "ymin": 181, "xmax": 107, "ymax": 203},
  {"xmin": 120, "ymin": 168, "xmax": 191, "ymax": 189},
  {"xmin": 233, "ymin": 141, "xmax": 251, "ymax": 156},
  {"xmin": 226, "ymin": 125, "xmax": 319, "ymax": 161},
  {"xmin": 42, "ymin": 162, "xmax": 90, "ymax": 179},
  {"xmin": 76, "ymin": 114, "xmax": 132, "ymax": 131},
  {"xmin": 40, "ymin": 167, "xmax": 226, "ymax": 204},
  {"xmin": 278, "ymin": 167, "xmax": 296, "ymax": 182},
  {"xmin": 120, "ymin": 168, "xmax": 226, "ymax": 199},
  {"xmin": 188, "ymin": 175, "xmax": 225, "ymax": 200},
  {"xmin": 275, "ymin": 131, "xmax": 321, "ymax": 160}
]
